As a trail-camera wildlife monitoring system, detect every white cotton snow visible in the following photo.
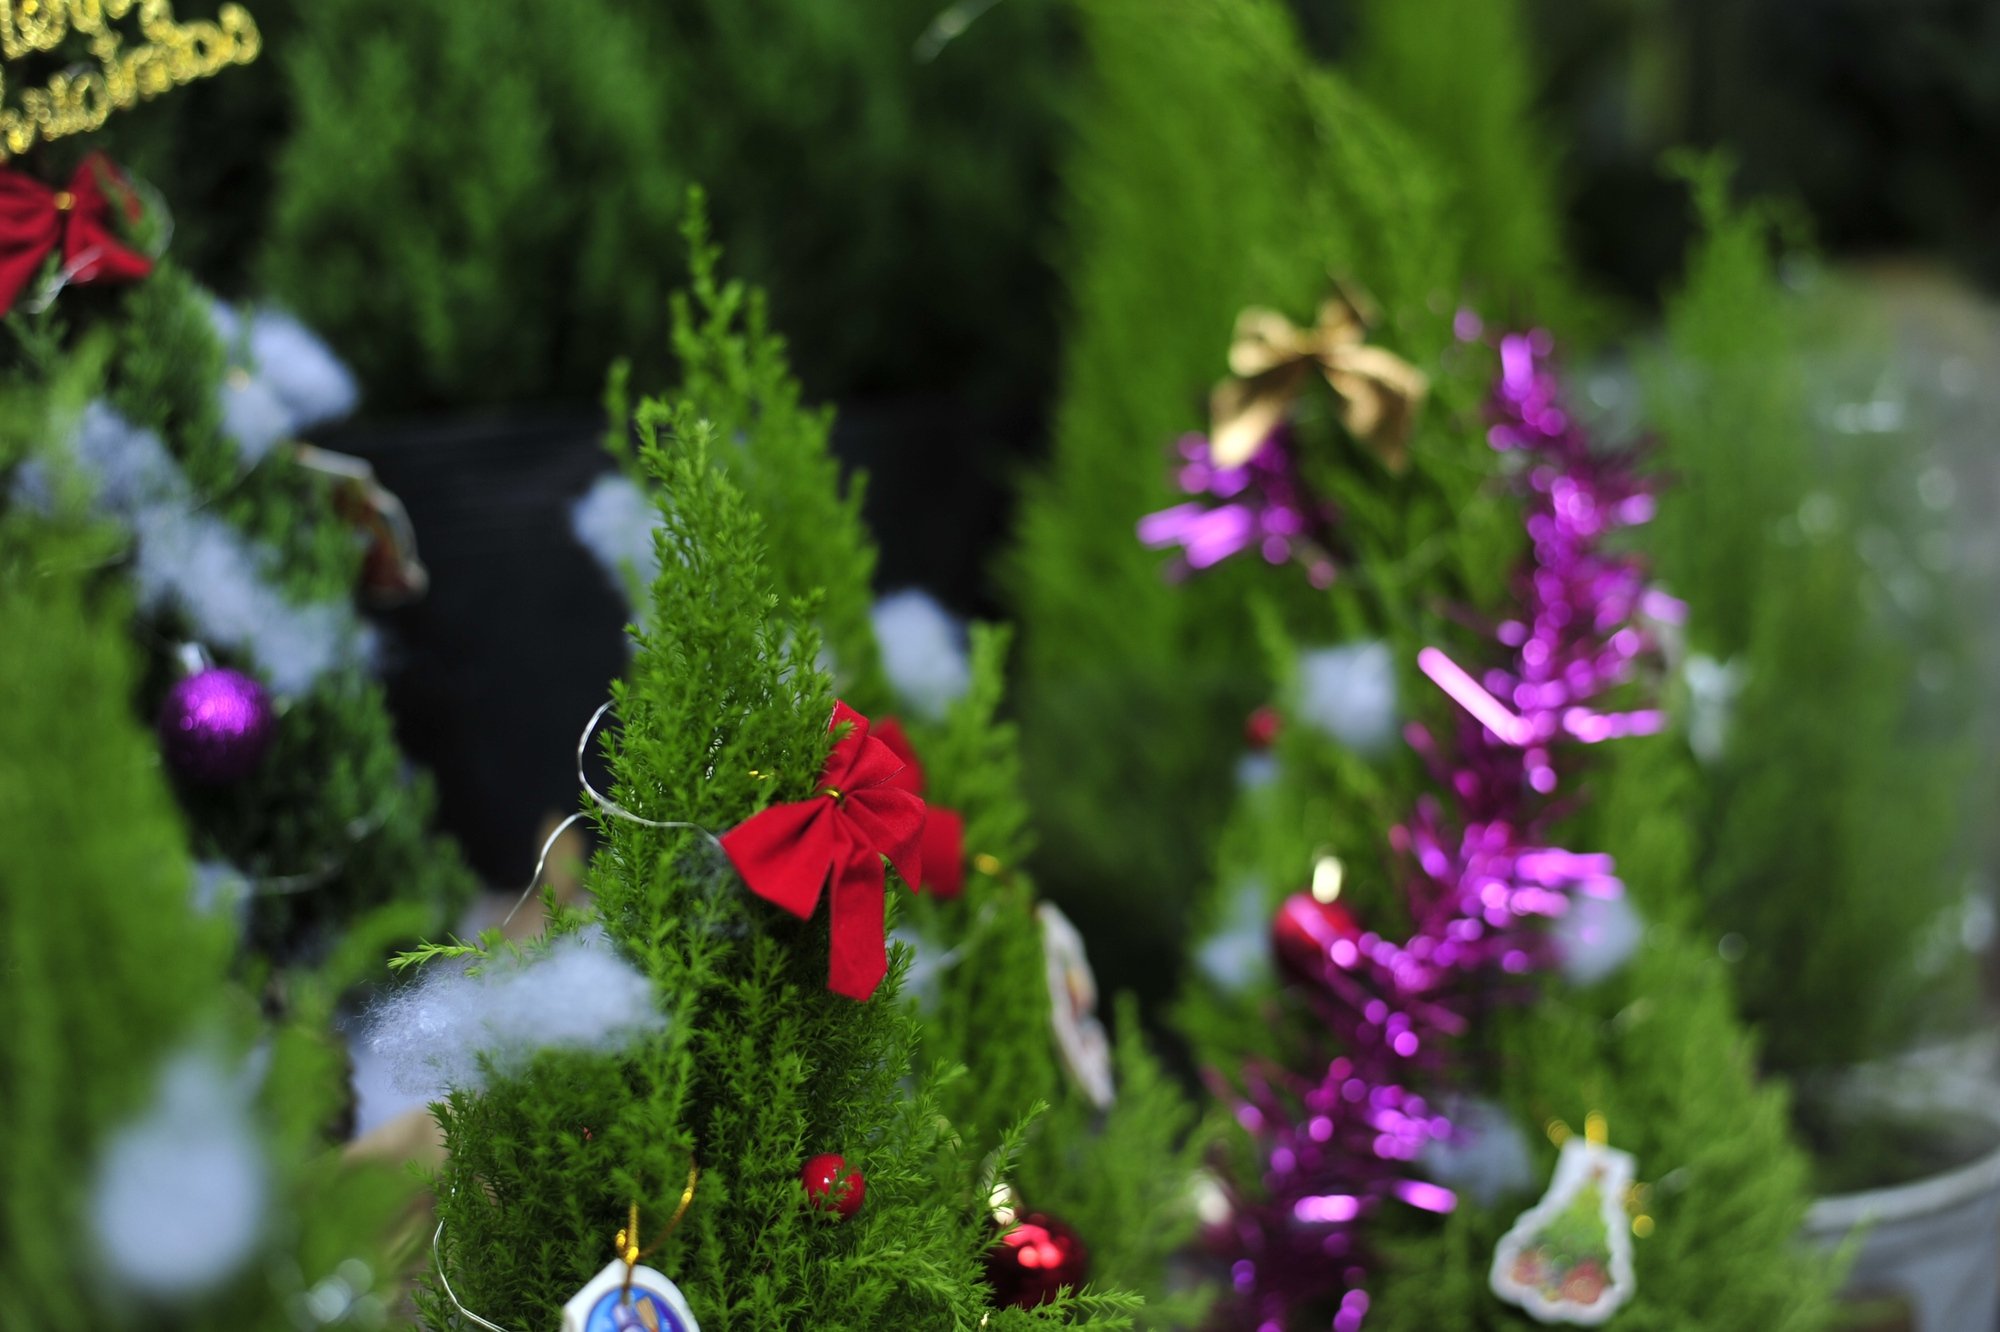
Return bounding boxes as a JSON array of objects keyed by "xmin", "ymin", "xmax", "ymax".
[
  {"xmin": 1419, "ymin": 1096, "xmax": 1536, "ymax": 1208},
  {"xmin": 91, "ymin": 1049, "xmax": 268, "ymax": 1299},
  {"xmin": 189, "ymin": 860, "xmax": 252, "ymax": 933},
  {"xmin": 871, "ymin": 589, "xmax": 970, "ymax": 721},
  {"xmin": 23, "ymin": 401, "xmax": 373, "ymax": 694},
  {"xmin": 245, "ymin": 308, "xmax": 359, "ymax": 432},
  {"xmin": 889, "ymin": 926, "xmax": 949, "ymax": 1011},
  {"xmin": 570, "ymin": 472, "xmax": 660, "ymax": 603},
  {"xmin": 1297, "ymin": 641, "xmax": 1399, "ymax": 756},
  {"xmin": 130, "ymin": 502, "xmax": 375, "ymax": 695},
  {"xmin": 363, "ymin": 927, "xmax": 667, "ymax": 1094},
  {"xmin": 1683, "ymin": 653, "xmax": 1744, "ymax": 766},
  {"xmin": 217, "ymin": 369, "xmax": 294, "ymax": 467},
  {"xmin": 1552, "ymin": 891, "xmax": 1645, "ymax": 987},
  {"xmin": 67, "ymin": 399, "xmax": 184, "ymax": 512},
  {"xmin": 1193, "ymin": 875, "xmax": 1274, "ymax": 994}
]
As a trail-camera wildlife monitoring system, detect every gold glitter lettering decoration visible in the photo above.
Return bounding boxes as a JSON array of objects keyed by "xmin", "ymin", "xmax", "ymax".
[{"xmin": 0, "ymin": 0, "xmax": 260, "ymax": 159}]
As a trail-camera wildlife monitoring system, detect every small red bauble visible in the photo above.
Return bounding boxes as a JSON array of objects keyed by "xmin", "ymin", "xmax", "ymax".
[
  {"xmin": 800, "ymin": 1153, "xmax": 865, "ymax": 1219},
  {"xmin": 985, "ymin": 1212, "xmax": 1088, "ymax": 1308},
  {"xmin": 1243, "ymin": 705, "xmax": 1282, "ymax": 751},
  {"xmin": 1271, "ymin": 891, "xmax": 1363, "ymax": 986}
]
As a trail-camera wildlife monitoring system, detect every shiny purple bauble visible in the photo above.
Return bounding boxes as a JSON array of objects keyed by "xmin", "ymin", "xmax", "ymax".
[{"xmin": 158, "ymin": 667, "xmax": 275, "ymax": 784}]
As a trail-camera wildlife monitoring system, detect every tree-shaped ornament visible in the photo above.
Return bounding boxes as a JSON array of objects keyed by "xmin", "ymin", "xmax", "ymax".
[{"xmin": 1489, "ymin": 1122, "xmax": 1638, "ymax": 1325}]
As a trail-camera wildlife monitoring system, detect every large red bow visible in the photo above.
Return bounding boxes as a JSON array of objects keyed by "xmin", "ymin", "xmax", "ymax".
[
  {"xmin": 872, "ymin": 718, "xmax": 966, "ymax": 901},
  {"xmin": 0, "ymin": 154, "xmax": 153, "ymax": 316},
  {"xmin": 721, "ymin": 701, "xmax": 926, "ymax": 1000}
]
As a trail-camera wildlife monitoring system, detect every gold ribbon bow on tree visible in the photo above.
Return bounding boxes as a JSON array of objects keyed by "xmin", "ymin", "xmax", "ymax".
[{"xmin": 1209, "ymin": 294, "xmax": 1430, "ymax": 471}]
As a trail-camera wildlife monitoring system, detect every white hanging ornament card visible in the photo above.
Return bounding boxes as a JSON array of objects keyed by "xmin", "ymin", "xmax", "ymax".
[
  {"xmin": 1489, "ymin": 1135, "xmax": 1637, "ymax": 1325},
  {"xmin": 1037, "ymin": 903, "xmax": 1115, "ymax": 1109},
  {"xmin": 562, "ymin": 1259, "xmax": 700, "ymax": 1332}
]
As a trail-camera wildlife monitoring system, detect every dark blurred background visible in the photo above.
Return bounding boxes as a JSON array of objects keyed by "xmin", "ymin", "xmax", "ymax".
[{"xmin": 107, "ymin": 0, "xmax": 2000, "ymax": 891}]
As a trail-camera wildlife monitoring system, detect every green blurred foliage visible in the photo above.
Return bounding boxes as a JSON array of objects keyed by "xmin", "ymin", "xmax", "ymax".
[
  {"xmin": 114, "ymin": 0, "xmax": 1072, "ymax": 413},
  {"xmin": 1637, "ymin": 159, "xmax": 1981, "ymax": 1076},
  {"xmin": 0, "ymin": 536, "xmax": 417, "ymax": 1330},
  {"xmin": 1347, "ymin": 0, "xmax": 1596, "ymax": 335}
]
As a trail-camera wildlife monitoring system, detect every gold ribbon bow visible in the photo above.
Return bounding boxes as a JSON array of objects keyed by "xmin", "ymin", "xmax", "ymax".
[{"xmin": 1209, "ymin": 295, "xmax": 1429, "ymax": 470}]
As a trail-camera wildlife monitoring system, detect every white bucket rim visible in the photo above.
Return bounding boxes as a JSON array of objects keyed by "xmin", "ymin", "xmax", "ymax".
[{"xmin": 1801, "ymin": 1044, "xmax": 2000, "ymax": 1233}]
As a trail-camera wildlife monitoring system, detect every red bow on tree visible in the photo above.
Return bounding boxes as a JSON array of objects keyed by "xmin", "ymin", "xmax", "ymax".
[
  {"xmin": 872, "ymin": 718, "xmax": 967, "ymax": 901},
  {"xmin": 721, "ymin": 701, "xmax": 926, "ymax": 1000},
  {"xmin": 0, "ymin": 153, "xmax": 153, "ymax": 315}
]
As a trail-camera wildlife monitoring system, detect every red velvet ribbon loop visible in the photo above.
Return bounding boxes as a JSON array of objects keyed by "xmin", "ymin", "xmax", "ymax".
[
  {"xmin": 0, "ymin": 153, "xmax": 153, "ymax": 315},
  {"xmin": 721, "ymin": 701, "xmax": 926, "ymax": 1000}
]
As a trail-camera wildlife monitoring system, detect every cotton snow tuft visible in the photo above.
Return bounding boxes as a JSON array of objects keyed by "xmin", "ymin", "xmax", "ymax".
[
  {"xmin": 190, "ymin": 860, "xmax": 251, "ymax": 931},
  {"xmin": 217, "ymin": 370, "xmax": 294, "ymax": 466},
  {"xmin": 246, "ymin": 308, "xmax": 359, "ymax": 432},
  {"xmin": 1553, "ymin": 890, "xmax": 1645, "ymax": 986},
  {"xmin": 1418, "ymin": 1096, "xmax": 1535, "ymax": 1207},
  {"xmin": 131, "ymin": 503, "xmax": 376, "ymax": 695},
  {"xmin": 1297, "ymin": 641, "xmax": 1399, "ymax": 755},
  {"xmin": 1194, "ymin": 876, "xmax": 1274, "ymax": 993},
  {"xmin": 571, "ymin": 472, "xmax": 660, "ymax": 602},
  {"xmin": 25, "ymin": 402, "xmax": 373, "ymax": 694},
  {"xmin": 91, "ymin": 1049, "xmax": 268, "ymax": 1298},
  {"xmin": 365, "ymin": 927, "xmax": 667, "ymax": 1093},
  {"xmin": 872, "ymin": 590, "xmax": 970, "ymax": 721},
  {"xmin": 1684, "ymin": 654, "xmax": 1744, "ymax": 766}
]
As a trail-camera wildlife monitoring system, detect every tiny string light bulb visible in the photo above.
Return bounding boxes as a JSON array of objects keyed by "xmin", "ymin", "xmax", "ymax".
[
  {"xmin": 1311, "ymin": 853, "xmax": 1346, "ymax": 904},
  {"xmin": 1624, "ymin": 1181, "xmax": 1655, "ymax": 1238}
]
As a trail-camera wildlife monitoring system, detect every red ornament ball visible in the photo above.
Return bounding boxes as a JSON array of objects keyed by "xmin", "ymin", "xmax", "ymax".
[
  {"xmin": 1271, "ymin": 891, "xmax": 1363, "ymax": 986},
  {"xmin": 800, "ymin": 1153, "xmax": 865, "ymax": 1219},
  {"xmin": 985, "ymin": 1212, "xmax": 1088, "ymax": 1308},
  {"xmin": 1243, "ymin": 705, "xmax": 1283, "ymax": 751},
  {"xmin": 157, "ymin": 667, "xmax": 275, "ymax": 784}
]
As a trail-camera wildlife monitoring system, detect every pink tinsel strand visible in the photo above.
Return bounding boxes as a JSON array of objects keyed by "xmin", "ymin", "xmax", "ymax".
[{"xmin": 1210, "ymin": 329, "xmax": 1668, "ymax": 1328}]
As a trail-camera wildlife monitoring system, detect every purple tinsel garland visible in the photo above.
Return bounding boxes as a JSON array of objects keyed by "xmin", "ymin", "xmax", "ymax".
[
  {"xmin": 1208, "ymin": 330, "xmax": 1677, "ymax": 1330},
  {"xmin": 1137, "ymin": 428, "xmax": 1340, "ymax": 588}
]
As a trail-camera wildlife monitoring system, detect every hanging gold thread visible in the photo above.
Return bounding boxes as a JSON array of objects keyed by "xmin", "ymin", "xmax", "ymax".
[{"xmin": 618, "ymin": 1163, "xmax": 701, "ymax": 1298}]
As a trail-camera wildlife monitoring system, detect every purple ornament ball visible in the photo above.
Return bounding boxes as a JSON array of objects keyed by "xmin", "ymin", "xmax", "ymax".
[{"xmin": 158, "ymin": 667, "xmax": 275, "ymax": 784}]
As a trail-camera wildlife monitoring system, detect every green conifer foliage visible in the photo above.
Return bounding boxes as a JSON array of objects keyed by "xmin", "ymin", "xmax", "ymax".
[
  {"xmin": 580, "ymin": 202, "xmax": 1206, "ymax": 1324},
  {"xmin": 1635, "ymin": 163, "xmax": 1976, "ymax": 1077},
  {"xmin": 1007, "ymin": 0, "xmax": 1514, "ymax": 997},
  {"xmin": 421, "ymin": 404, "xmax": 1143, "ymax": 1328},
  {"xmin": 0, "ymin": 530, "xmax": 415, "ymax": 1330},
  {"xmin": 257, "ymin": 0, "xmax": 1067, "ymax": 410},
  {"xmin": 4, "ymin": 253, "xmax": 474, "ymax": 966},
  {"xmin": 1346, "ymin": 0, "xmax": 1590, "ymax": 332}
]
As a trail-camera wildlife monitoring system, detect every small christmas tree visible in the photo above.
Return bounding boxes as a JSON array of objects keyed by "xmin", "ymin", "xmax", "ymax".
[
  {"xmin": 0, "ymin": 111, "xmax": 473, "ymax": 966},
  {"xmin": 567, "ymin": 201, "xmax": 1208, "ymax": 1325},
  {"xmin": 418, "ymin": 274, "xmax": 1167, "ymax": 1324},
  {"xmin": 1005, "ymin": 0, "xmax": 1522, "ymax": 1002},
  {"xmin": 1172, "ymin": 324, "xmax": 1837, "ymax": 1329}
]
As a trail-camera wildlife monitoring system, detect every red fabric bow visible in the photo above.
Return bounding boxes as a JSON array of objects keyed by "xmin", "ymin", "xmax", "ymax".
[
  {"xmin": 721, "ymin": 701, "xmax": 926, "ymax": 1000},
  {"xmin": 0, "ymin": 154, "xmax": 153, "ymax": 316},
  {"xmin": 872, "ymin": 718, "xmax": 967, "ymax": 901}
]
